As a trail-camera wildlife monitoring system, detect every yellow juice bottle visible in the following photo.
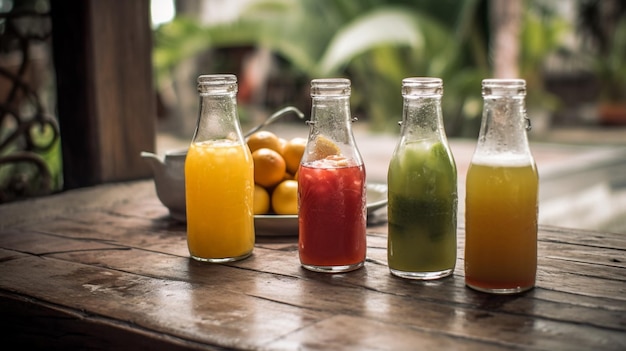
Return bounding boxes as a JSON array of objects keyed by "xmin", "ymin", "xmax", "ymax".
[
  {"xmin": 464, "ymin": 79, "xmax": 539, "ymax": 294},
  {"xmin": 465, "ymin": 158, "xmax": 538, "ymax": 292},
  {"xmin": 184, "ymin": 74, "xmax": 255, "ymax": 262},
  {"xmin": 185, "ymin": 140, "xmax": 254, "ymax": 261}
]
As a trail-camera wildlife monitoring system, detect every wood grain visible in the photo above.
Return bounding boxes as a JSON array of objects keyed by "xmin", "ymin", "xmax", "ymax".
[
  {"xmin": 0, "ymin": 180, "xmax": 625, "ymax": 350},
  {"xmin": 50, "ymin": 0, "xmax": 155, "ymax": 188}
]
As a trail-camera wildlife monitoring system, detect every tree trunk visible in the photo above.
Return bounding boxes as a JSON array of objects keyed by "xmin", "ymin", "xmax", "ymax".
[{"xmin": 490, "ymin": 0, "xmax": 522, "ymax": 78}]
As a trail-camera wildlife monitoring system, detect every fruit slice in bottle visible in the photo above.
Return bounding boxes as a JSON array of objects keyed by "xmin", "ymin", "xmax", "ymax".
[{"xmin": 312, "ymin": 135, "xmax": 341, "ymax": 161}]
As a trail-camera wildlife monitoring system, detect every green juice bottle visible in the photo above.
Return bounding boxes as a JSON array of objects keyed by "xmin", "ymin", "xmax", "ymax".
[{"xmin": 387, "ymin": 77, "xmax": 458, "ymax": 280}]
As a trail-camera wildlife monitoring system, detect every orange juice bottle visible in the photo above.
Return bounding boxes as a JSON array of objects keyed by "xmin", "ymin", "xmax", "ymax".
[
  {"xmin": 465, "ymin": 79, "xmax": 538, "ymax": 294},
  {"xmin": 185, "ymin": 75, "xmax": 254, "ymax": 262}
]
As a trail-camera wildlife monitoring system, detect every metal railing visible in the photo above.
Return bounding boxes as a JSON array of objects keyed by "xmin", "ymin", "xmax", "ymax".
[{"xmin": 0, "ymin": 4, "xmax": 59, "ymax": 202}]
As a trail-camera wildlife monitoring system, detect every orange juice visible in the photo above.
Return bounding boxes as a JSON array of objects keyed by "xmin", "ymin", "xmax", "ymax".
[
  {"xmin": 465, "ymin": 157, "xmax": 538, "ymax": 293},
  {"xmin": 185, "ymin": 139, "xmax": 255, "ymax": 262}
]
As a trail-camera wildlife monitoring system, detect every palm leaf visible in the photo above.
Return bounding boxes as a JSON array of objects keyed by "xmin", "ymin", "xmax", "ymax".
[{"xmin": 318, "ymin": 8, "xmax": 424, "ymax": 76}]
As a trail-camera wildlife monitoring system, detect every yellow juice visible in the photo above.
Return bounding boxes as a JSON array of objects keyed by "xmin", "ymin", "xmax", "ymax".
[
  {"xmin": 465, "ymin": 158, "xmax": 538, "ymax": 292},
  {"xmin": 185, "ymin": 139, "xmax": 255, "ymax": 261}
]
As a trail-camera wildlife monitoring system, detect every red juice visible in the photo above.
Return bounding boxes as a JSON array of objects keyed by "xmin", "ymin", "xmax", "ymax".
[{"xmin": 298, "ymin": 157, "xmax": 366, "ymax": 271}]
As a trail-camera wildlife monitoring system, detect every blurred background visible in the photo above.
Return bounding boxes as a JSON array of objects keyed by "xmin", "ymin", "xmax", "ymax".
[
  {"xmin": 151, "ymin": 0, "xmax": 626, "ymax": 235},
  {"xmin": 150, "ymin": 0, "xmax": 626, "ymax": 139},
  {"xmin": 1, "ymin": 0, "xmax": 625, "ymax": 232}
]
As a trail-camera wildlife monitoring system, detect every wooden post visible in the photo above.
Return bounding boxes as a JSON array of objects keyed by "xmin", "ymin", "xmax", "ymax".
[
  {"xmin": 490, "ymin": 0, "xmax": 522, "ymax": 78},
  {"xmin": 50, "ymin": 0, "xmax": 156, "ymax": 189}
]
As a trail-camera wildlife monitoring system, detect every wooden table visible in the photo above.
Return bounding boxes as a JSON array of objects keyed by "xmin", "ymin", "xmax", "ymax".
[{"xmin": 0, "ymin": 180, "xmax": 624, "ymax": 350}]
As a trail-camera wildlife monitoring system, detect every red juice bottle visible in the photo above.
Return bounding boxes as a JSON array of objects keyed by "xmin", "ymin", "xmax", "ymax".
[{"xmin": 298, "ymin": 78, "xmax": 367, "ymax": 273}]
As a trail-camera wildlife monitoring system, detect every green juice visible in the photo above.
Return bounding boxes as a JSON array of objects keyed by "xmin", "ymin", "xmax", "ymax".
[{"xmin": 387, "ymin": 141, "xmax": 457, "ymax": 279}]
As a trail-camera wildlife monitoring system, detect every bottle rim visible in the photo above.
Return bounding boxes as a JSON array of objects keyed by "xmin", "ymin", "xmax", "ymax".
[
  {"xmin": 198, "ymin": 74, "xmax": 237, "ymax": 84},
  {"xmin": 311, "ymin": 78, "xmax": 351, "ymax": 97},
  {"xmin": 402, "ymin": 77, "xmax": 443, "ymax": 97},
  {"xmin": 482, "ymin": 78, "xmax": 526, "ymax": 97},
  {"xmin": 197, "ymin": 74, "xmax": 238, "ymax": 94},
  {"xmin": 402, "ymin": 77, "xmax": 442, "ymax": 87}
]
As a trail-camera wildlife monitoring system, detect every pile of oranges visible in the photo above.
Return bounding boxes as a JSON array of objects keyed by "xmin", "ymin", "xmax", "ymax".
[{"xmin": 247, "ymin": 131, "xmax": 307, "ymax": 215}]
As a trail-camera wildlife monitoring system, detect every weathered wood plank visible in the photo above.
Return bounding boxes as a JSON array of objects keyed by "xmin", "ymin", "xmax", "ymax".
[
  {"xmin": 0, "ymin": 293, "xmax": 214, "ymax": 351},
  {"xmin": 3, "ymin": 229, "xmax": 625, "ymax": 349},
  {"xmin": 0, "ymin": 253, "xmax": 334, "ymax": 350},
  {"xmin": 1, "ymin": 246, "xmax": 624, "ymax": 350},
  {"xmin": 51, "ymin": 0, "xmax": 155, "ymax": 188},
  {"xmin": 2, "ymin": 180, "xmax": 626, "ymax": 350},
  {"xmin": 0, "ymin": 180, "xmax": 156, "ymax": 230},
  {"xmin": 539, "ymin": 225, "xmax": 626, "ymax": 250},
  {"xmin": 0, "ymin": 228, "xmax": 126, "ymax": 258},
  {"xmin": 4, "ymin": 207, "xmax": 625, "ymax": 306},
  {"xmin": 266, "ymin": 315, "xmax": 509, "ymax": 351}
]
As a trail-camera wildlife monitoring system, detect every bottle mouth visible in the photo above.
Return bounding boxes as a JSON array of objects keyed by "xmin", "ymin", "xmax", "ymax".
[
  {"xmin": 197, "ymin": 74, "xmax": 238, "ymax": 95},
  {"xmin": 482, "ymin": 79, "xmax": 526, "ymax": 97},
  {"xmin": 311, "ymin": 78, "xmax": 351, "ymax": 97},
  {"xmin": 402, "ymin": 77, "xmax": 443, "ymax": 97}
]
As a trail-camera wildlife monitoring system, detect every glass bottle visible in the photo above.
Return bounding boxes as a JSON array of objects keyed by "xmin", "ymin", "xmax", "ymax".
[
  {"xmin": 465, "ymin": 78, "xmax": 538, "ymax": 294},
  {"xmin": 185, "ymin": 74, "xmax": 255, "ymax": 262},
  {"xmin": 298, "ymin": 78, "xmax": 367, "ymax": 273},
  {"xmin": 387, "ymin": 77, "xmax": 458, "ymax": 280}
]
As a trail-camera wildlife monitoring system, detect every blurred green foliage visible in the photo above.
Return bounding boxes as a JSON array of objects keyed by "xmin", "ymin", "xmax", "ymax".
[
  {"xmin": 153, "ymin": 0, "xmax": 570, "ymax": 137},
  {"xmin": 0, "ymin": 123, "xmax": 62, "ymax": 202}
]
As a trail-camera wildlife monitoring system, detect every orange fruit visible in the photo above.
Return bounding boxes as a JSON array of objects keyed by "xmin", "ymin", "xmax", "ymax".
[
  {"xmin": 253, "ymin": 185, "xmax": 270, "ymax": 214},
  {"xmin": 278, "ymin": 137, "xmax": 288, "ymax": 152},
  {"xmin": 252, "ymin": 148, "xmax": 286, "ymax": 188},
  {"xmin": 312, "ymin": 135, "xmax": 341, "ymax": 160},
  {"xmin": 282, "ymin": 137, "xmax": 307, "ymax": 174},
  {"xmin": 272, "ymin": 180, "xmax": 298, "ymax": 215},
  {"xmin": 247, "ymin": 131, "xmax": 282, "ymax": 154}
]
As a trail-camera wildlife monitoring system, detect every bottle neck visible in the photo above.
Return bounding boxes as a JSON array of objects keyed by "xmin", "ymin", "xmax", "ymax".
[
  {"xmin": 476, "ymin": 95, "xmax": 531, "ymax": 158},
  {"xmin": 192, "ymin": 92, "xmax": 243, "ymax": 143},
  {"xmin": 304, "ymin": 78, "xmax": 362, "ymax": 165},
  {"xmin": 309, "ymin": 95, "xmax": 353, "ymax": 143},
  {"xmin": 192, "ymin": 74, "xmax": 243, "ymax": 144},
  {"xmin": 400, "ymin": 95, "xmax": 446, "ymax": 141}
]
